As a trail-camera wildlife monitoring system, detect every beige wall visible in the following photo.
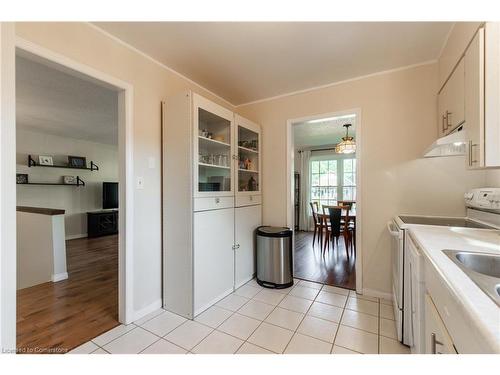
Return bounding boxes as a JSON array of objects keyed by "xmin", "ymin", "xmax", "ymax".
[
  {"xmin": 15, "ymin": 22, "xmax": 235, "ymax": 315},
  {"xmin": 236, "ymin": 63, "xmax": 487, "ymax": 295},
  {"xmin": 486, "ymin": 170, "xmax": 500, "ymax": 186}
]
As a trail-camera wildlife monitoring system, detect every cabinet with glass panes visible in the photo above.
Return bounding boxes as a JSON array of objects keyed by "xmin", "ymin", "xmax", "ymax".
[
  {"xmin": 235, "ymin": 115, "xmax": 261, "ymax": 195},
  {"xmin": 194, "ymin": 97, "xmax": 234, "ymax": 197}
]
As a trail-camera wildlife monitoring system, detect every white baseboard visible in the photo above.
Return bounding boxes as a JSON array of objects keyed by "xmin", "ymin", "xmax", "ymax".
[
  {"xmin": 234, "ymin": 275, "xmax": 254, "ymax": 289},
  {"xmin": 132, "ymin": 299, "xmax": 163, "ymax": 323},
  {"xmin": 194, "ymin": 288, "xmax": 233, "ymax": 317},
  {"xmin": 51, "ymin": 272, "xmax": 68, "ymax": 282},
  {"xmin": 362, "ymin": 288, "xmax": 393, "ymax": 301},
  {"xmin": 66, "ymin": 233, "xmax": 87, "ymax": 240}
]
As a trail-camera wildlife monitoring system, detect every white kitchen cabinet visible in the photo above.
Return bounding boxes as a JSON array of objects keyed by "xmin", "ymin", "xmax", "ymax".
[
  {"xmin": 407, "ymin": 234, "xmax": 425, "ymax": 354},
  {"xmin": 194, "ymin": 208, "xmax": 234, "ymax": 315},
  {"xmin": 437, "ymin": 58, "xmax": 465, "ymax": 137},
  {"xmin": 424, "ymin": 293, "xmax": 457, "ymax": 354},
  {"xmin": 484, "ymin": 22, "xmax": 500, "ymax": 167},
  {"xmin": 465, "ymin": 26, "xmax": 485, "ymax": 168},
  {"xmin": 234, "ymin": 204, "xmax": 262, "ymax": 288},
  {"xmin": 463, "ymin": 23, "xmax": 500, "ymax": 169},
  {"xmin": 234, "ymin": 115, "xmax": 262, "ymax": 289},
  {"xmin": 162, "ymin": 92, "xmax": 262, "ymax": 318}
]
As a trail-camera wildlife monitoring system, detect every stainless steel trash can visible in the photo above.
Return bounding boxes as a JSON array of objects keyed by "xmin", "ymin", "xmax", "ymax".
[{"xmin": 256, "ymin": 226, "xmax": 293, "ymax": 288}]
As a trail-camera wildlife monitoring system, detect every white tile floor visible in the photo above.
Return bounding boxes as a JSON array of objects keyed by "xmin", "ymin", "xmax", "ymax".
[{"xmin": 69, "ymin": 278, "xmax": 410, "ymax": 354}]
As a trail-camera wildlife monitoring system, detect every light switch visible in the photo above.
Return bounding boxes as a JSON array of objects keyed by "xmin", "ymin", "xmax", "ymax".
[
  {"xmin": 148, "ymin": 157, "xmax": 156, "ymax": 169},
  {"xmin": 136, "ymin": 177, "xmax": 144, "ymax": 189}
]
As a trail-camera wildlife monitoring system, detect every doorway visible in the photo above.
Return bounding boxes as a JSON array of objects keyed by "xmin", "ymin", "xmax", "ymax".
[
  {"xmin": 10, "ymin": 40, "xmax": 134, "ymax": 353},
  {"xmin": 287, "ymin": 110, "xmax": 362, "ymax": 292}
]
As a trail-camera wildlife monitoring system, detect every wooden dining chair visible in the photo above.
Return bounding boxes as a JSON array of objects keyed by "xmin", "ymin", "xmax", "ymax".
[
  {"xmin": 309, "ymin": 202, "xmax": 323, "ymax": 246},
  {"xmin": 338, "ymin": 200, "xmax": 355, "ymax": 209},
  {"xmin": 323, "ymin": 205, "xmax": 352, "ymax": 258}
]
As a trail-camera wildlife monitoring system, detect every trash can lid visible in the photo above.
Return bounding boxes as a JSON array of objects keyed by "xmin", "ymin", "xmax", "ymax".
[{"xmin": 257, "ymin": 226, "xmax": 292, "ymax": 237}]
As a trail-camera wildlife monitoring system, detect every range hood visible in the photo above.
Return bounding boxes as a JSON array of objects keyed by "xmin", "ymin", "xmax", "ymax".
[{"xmin": 423, "ymin": 125, "xmax": 466, "ymax": 158}]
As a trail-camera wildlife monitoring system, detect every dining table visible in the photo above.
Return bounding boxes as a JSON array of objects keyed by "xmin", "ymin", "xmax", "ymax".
[{"xmin": 316, "ymin": 208, "xmax": 356, "ymax": 249}]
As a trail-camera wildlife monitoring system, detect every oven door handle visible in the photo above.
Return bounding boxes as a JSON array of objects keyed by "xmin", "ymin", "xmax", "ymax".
[{"xmin": 387, "ymin": 221, "xmax": 401, "ymax": 237}]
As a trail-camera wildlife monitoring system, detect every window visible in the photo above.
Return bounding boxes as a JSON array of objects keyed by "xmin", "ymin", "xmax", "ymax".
[
  {"xmin": 342, "ymin": 158, "xmax": 356, "ymax": 201},
  {"xmin": 311, "ymin": 160, "xmax": 338, "ymax": 207},
  {"xmin": 310, "ymin": 157, "xmax": 356, "ymax": 209}
]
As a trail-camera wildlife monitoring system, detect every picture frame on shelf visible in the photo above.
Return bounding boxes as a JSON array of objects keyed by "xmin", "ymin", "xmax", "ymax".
[
  {"xmin": 68, "ymin": 156, "xmax": 86, "ymax": 168},
  {"xmin": 16, "ymin": 173, "xmax": 28, "ymax": 184},
  {"xmin": 63, "ymin": 176, "xmax": 76, "ymax": 185},
  {"xmin": 38, "ymin": 155, "xmax": 53, "ymax": 166}
]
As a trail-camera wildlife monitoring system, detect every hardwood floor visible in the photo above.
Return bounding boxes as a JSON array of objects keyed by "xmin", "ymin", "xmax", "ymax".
[
  {"xmin": 16, "ymin": 235, "xmax": 119, "ymax": 354},
  {"xmin": 294, "ymin": 231, "xmax": 356, "ymax": 289}
]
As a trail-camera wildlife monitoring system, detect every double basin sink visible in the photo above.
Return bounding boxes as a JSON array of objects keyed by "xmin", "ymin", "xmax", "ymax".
[{"xmin": 443, "ymin": 250, "xmax": 500, "ymax": 306}]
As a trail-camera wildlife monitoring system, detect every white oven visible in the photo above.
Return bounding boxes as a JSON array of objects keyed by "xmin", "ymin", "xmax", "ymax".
[
  {"xmin": 389, "ymin": 187, "xmax": 500, "ymax": 350},
  {"xmin": 387, "ymin": 220, "xmax": 409, "ymax": 344}
]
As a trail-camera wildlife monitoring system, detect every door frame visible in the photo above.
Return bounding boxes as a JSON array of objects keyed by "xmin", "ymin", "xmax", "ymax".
[
  {"xmin": 285, "ymin": 108, "xmax": 363, "ymax": 293},
  {"xmin": 1, "ymin": 31, "xmax": 135, "ymax": 351}
]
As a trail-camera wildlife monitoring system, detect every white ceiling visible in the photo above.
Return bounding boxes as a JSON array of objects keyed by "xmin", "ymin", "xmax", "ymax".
[
  {"xmin": 94, "ymin": 22, "xmax": 452, "ymax": 105},
  {"xmin": 293, "ymin": 114, "xmax": 356, "ymax": 148},
  {"xmin": 16, "ymin": 54, "xmax": 118, "ymax": 145}
]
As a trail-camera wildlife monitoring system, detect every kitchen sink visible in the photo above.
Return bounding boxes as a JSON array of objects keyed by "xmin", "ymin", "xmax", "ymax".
[{"xmin": 443, "ymin": 250, "xmax": 500, "ymax": 306}]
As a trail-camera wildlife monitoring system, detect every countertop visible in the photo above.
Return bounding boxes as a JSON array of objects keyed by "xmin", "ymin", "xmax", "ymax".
[
  {"xmin": 407, "ymin": 225, "xmax": 500, "ymax": 352},
  {"xmin": 17, "ymin": 206, "xmax": 65, "ymax": 216}
]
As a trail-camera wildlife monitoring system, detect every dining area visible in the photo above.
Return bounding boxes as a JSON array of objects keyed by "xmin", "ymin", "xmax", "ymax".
[{"xmin": 310, "ymin": 200, "xmax": 356, "ymax": 258}]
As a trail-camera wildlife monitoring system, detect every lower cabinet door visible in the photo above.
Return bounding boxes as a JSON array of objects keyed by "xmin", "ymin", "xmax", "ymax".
[
  {"xmin": 424, "ymin": 293, "xmax": 457, "ymax": 354},
  {"xmin": 234, "ymin": 205, "xmax": 262, "ymax": 288},
  {"xmin": 194, "ymin": 208, "xmax": 235, "ymax": 316}
]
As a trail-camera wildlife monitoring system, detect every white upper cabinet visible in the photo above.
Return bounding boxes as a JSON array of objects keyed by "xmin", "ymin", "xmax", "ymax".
[
  {"xmin": 437, "ymin": 58, "xmax": 465, "ymax": 137},
  {"xmin": 194, "ymin": 94, "xmax": 235, "ymax": 197},
  {"xmin": 465, "ymin": 27, "xmax": 485, "ymax": 168},
  {"xmin": 484, "ymin": 23, "xmax": 500, "ymax": 167},
  {"xmin": 235, "ymin": 115, "xmax": 261, "ymax": 197},
  {"xmin": 465, "ymin": 23, "xmax": 500, "ymax": 169}
]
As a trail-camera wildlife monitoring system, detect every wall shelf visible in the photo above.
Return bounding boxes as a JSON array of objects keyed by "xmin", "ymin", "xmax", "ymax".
[
  {"xmin": 17, "ymin": 176, "xmax": 86, "ymax": 187},
  {"xmin": 28, "ymin": 155, "xmax": 99, "ymax": 171}
]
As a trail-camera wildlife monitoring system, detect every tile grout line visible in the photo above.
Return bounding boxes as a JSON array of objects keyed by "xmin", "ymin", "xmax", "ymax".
[
  {"xmin": 329, "ymin": 297, "xmax": 348, "ymax": 353},
  {"xmin": 85, "ymin": 277, "xmax": 392, "ymax": 354},
  {"xmin": 91, "ymin": 323, "xmax": 139, "ymax": 350}
]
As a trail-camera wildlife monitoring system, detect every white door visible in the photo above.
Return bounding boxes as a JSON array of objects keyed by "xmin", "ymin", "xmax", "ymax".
[
  {"xmin": 194, "ymin": 208, "xmax": 234, "ymax": 316},
  {"xmin": 234, "ymin": 205, "xmax": 262, "ymax": 288}
]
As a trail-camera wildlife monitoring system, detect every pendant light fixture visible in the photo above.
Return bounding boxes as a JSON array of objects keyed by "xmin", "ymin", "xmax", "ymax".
[{"xmin": 335, "ymin": 123, "xmax": 356, "ymax": 154}]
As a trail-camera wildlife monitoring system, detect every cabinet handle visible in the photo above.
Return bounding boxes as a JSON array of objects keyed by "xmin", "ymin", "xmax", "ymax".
[
  {"xmin": 215, "ymin": 198, "xmax": 220, "ymax": 204},
  {"xmin": 441, "ymin": 114, "xmax": 447, "ymax": 133},
  {"xmin": 431, "ymin": 333, "xmax": 443, "ymax": 354},
  {"xmin": 445, "ymin": 111, "xmax": 452, "ymax": 129},
  {"xmin": 469, "ymin": 141, "xmax": 478, "ymax": 165}
]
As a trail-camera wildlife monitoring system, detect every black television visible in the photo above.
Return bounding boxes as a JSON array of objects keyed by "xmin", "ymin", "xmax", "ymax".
[{"xmin": 103, "ymin": 182, "xmax": 118, "ymax": 209}]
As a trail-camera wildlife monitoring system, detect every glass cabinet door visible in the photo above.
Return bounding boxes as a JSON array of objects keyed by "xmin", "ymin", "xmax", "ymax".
[
  {"xmin": 195, "ymin": 99, "xmax": 234, "ymax": 196},
  {"xmin": 236, "ymin": 118, "xmax": 260, "ymax": 194}
]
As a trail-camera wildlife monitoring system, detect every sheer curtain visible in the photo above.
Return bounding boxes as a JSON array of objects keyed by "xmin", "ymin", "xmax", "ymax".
[{"xmin": 297, "ymin": 150, "xmax": 312, "ymax": 231}]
